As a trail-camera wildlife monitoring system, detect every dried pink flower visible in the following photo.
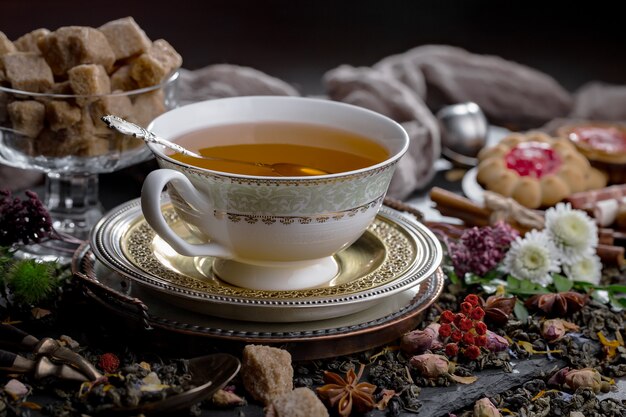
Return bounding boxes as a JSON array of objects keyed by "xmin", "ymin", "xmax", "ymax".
[
  {"xmin": 409, "ymin": 354, "xmax": 451, "ymax": 379},
  {"xmin": 400, "ymin": 323, "xmax": 441, "ymax": 355},
  {"xmin": 474, "ymin": 397, "xmax": 502, "ymax": 417},
  {"xmin": 445, "ymin": 221, "xmax": 519, "ymax": 277},
  {"xmin": 485, "ymin": 331, "xmax": 509, "ymax": 352}
]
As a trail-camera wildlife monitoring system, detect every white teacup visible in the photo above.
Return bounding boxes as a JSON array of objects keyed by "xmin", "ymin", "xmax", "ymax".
[{"xmin": 141, "ymin": 96, "xmax": 409, "ymax": 290}]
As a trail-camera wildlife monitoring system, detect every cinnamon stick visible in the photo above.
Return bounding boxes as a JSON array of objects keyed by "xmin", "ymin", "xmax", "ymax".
[
  {"xmin": 566, "ymin": 184, "xmax": 626, "ymax": 209},
  {"xmin": 430, "ymin": 187, "xmax": 491, "ymax": 218},
  {"xmin": 598, "ymin": 228, "xmax": 615, "ymax": 246},
  {"xmin": 433, "ymin": 206, "xmax": 491, "ymax": 228},
  {"xmin": 597, "ymin": 244, "xmax": 625, "ymax": 267}
]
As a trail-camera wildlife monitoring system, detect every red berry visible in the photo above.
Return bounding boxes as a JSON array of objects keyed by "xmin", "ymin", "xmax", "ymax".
[
  {"xmin": 453, "ymin": 313, "xmax": 464, "ymax": 326},
  {"xmin": 470, "ymin": 307, "xmax": 485, "ymax": 320},
  {"xmin": 459, "ymin": 318, "xmax": 473, "ymax": 332},
  {"xmin": 460, "ymin": 302, "xmax": 473, "ymax": 314},
  {"xmin": 445, "ymin": 343, "xmax": 459, "ymax": 357},
  {"xmin": 463, "ymin": 332, "xmax": 476, "ymax": 345},
  {"xmin": 464, "ymin": 294, "xmax": 480, "ymax": 307},
  {"xmin": 475, "ymin": 321, "xmax": 488, "ymax": 336},
  {"xmin": 98, "ymin": 353, "xmax": 120, "ymax": 374},
  {"xmin": 450, "ymin": 330, "xmax": 463, "ymax": 342},
  {"xmin": 475, "ymin": 335, "xmax": 487, "ymax": 347},
  {"xmin": 464, "ymin": 345, "xmax": 481, "ymax": 360},
  {"xmin": 440, "ymin": 310, "xmax": 455, "ymax": 324},
  {"xmin": 439, "ymin": 323, "xmax": 452, "ymax": 338}
]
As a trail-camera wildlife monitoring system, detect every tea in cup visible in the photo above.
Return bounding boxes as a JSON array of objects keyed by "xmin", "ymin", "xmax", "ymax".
[{"xmin": 141, "ymin": 96, "xmax": 409, "ymax": 290}]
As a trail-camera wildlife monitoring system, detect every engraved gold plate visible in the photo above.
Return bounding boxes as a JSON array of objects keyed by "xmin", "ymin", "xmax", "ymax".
[{"xmin": 90, "ymin": 197, "xmax": 443, "ymax": 322}]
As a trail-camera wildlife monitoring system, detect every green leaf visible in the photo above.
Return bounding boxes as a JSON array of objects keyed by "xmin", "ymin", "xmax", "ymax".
[
  {"xmin": 443, "ymin": 266, "xmax": 459, "ymax": 285},
  {"xmin": 514, "ymin": 299, "xmax": 529, "ymax": 322},
  {"xmin": 507, "ymin": 275, "xmax": 522, "ymax": 290},
  {"xmin": 572, "ymin": 281, "xmax": 596, "ymax": 291},
  {"xmin": 614, "ymin": 297, "xmax": 626, "ymax": 308},
  {"xmin": 520, "ymin": 279, "xmax": 537, "ymax": 291},
  {"xmin": 464, "ymin": 272, "xmax": 484, "ymax": 285},
  {"xmin": 482, "ymin": 269, "xmax": 503, "ymax": 281},
  {"xmin": 609, "ymin": 298, "xmax": 625, "ymax": 312},
  {"xmin": 506, "ymin": 287, "xmax": 551, "ymax": 296},
  {"xmin": 552, "ymin": 273, "xmax": 573, "ymax": 293},
  {"xmin": 606, "ymin": 285, "xmax": 626, "ymax": 294}
]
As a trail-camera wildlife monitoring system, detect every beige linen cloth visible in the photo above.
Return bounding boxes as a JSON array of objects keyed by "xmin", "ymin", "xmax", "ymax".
[{"xmin": 3, "ymin": 49, "xmax": 624, "ymax": 199}]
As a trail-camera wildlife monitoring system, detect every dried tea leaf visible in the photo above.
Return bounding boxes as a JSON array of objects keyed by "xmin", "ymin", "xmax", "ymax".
[
  {"xmin": 448, "ymin": 374, "xmax": 478, "ymax": 384},
  {"xmin": 517, "ymin": 340, "xmax": 562, "ymax": 355}
]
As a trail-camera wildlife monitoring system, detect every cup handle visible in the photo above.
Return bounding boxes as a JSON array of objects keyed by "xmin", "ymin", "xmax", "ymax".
[{"xmin": 141, "ymin": 169, "xmax": 234, "ymax": 258}]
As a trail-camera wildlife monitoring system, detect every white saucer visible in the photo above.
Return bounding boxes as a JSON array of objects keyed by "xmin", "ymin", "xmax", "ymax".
[{"xmin": 89, "ymin": 197, "xmax": 443, "ymax": 323}]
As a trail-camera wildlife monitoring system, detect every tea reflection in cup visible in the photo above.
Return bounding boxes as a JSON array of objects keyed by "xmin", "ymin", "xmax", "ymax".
[{"xmin": 141, "ymin": 96, "xmax": 409, "ymax": 291}]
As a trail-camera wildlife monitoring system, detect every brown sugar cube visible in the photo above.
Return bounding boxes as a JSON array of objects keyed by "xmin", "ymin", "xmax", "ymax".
[
  {"xmin": 110, "ymin": 64, "xmax": 138, "ymax": 91},
  {"xmin": 2, "ymin": 52, "xmax": 54, "ymax": 92},
  {"xmin": 68, "ymin": 64, "xmax": 111, "ymax": 105},
  {"xmin": 83, "ymin": 138, "xmax": 110, "ymax": 156},
  {"xmin": 241, "ymin": 345, "xmax": 293, "ymax": 405},
  {"xmin": 130, "ymin": 39, "xmax": 182, "ymax": 88},
  {"xmin": 33, "ymin": 128, "xmax": 71, "ymax": 157},
  {"xmin": 47, "ymin": 81, "xmax": 73, "ymax": 95},
  {"xmin": 90, "ymin": 92, "xmax": 133, "ymax": 122},
  {"xmin": 76, "ymin": 110, "xmax": 114, "ymax": 157},
  {"xmin": 0, "ymin": 31, "xmax": 17, "ymax": 56},
  {"xmin": 40, "ymin": 108, "xmax": 111, "ymax": 157},
  {"xmin": 33, "ymin": 128, "xmax": 97, "ymax": 158},
  {"xmin": 46, "ymin": 100, "xmax": 81, "ymax": 131},
  {"xmin": 8, "ymin": 100, "xmax": 45, "ymax": 137},
  {"xmin": 266, "ymin": 388, "xmax": 329, "ymax": 417},
  {"xmin": 38, "ymin": 26, "xmax": 115, "ymax": 76},
  {"xmin": 75, "ymin": 134, "xmax": 110, "ymax": 157},
  {"xmin": 99, "ymin": 17, "xmax": 151, "ymax": 61},
  {"xmin": 78, "ymin": 106, "xmax": 112, "ymax": 142},
  {"xmin": 130, "ymin": 90, "xmax": 165, "ymax": 126},
  {"xmin": 14, "ymin": 29, "xmax": 50, "ymax": 53}
]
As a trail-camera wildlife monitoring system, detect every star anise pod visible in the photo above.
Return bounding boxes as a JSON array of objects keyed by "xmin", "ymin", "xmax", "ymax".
[
  {"xmin": 481, "ymin": 295, "xmax": 516, "ymax": 327},
  {"xmin": 316, "ymin": 364, "xmax": 376, "ymax": 417},
  {"xmin": 525, "ymin": 291, "xmax": 588, "ymax": 316}
]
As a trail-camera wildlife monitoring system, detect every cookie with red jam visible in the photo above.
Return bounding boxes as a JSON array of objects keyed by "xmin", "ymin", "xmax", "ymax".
[
  {"xmin": 476, "ymin": 132, "xmax": 607, "ymax": 209},
  {"xmin": 557, "ymin": 122, "xmax": 626, "ymax": 185}
]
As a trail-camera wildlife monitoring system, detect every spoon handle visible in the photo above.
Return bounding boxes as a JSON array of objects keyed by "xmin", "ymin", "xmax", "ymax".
[{"xmin": 101, "ymin": 115, "xmax": 204, "ymax": 159}]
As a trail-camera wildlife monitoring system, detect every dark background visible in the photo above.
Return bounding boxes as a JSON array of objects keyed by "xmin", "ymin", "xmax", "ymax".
[
  {"xmin": 3, "ymin": 0, "xmax": 626, "ymax": 202},
  {"xmin": 2, "ymin": 0, "xmax": 626, "ymax": 95}
]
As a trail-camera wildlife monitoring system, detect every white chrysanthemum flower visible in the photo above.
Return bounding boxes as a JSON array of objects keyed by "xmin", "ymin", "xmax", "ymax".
[
  {"xmin": 503, "ymin": 230, "xmax": 560, "ymax": 286},
  {"xmin": 563, "ymin": 254, "xmax": 602, "ymax": 285},
  {"xmin": 544, "ymin": 202, "xmax": 598, "ymax": 264}
]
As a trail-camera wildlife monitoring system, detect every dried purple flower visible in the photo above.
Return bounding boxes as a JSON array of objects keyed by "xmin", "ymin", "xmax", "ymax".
[
  {"xmin": 485, "ymin": 330, "xmax": 509, "ymax": 352},
  {"xmin": 0, "ymin": 190, "xmax": 55, "ymax": 246},
  {"xmin": 445, "ymin": 221, "xmax": 519, "ymax": 277},
  {"xmin": 490, "ymin": 221, "xmax": 519, "ymax": 248}
]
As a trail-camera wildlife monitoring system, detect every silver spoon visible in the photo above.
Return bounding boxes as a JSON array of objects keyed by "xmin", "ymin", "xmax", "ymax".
[
  {"xmin": 436, "ymin": 102, "xmax": 488, "ymax": 168},
  {"xmin": 101, "ymin": 115, "xmax": 330, "ymax": 176},
  {"xmin": 101, "ymin": 353, "xmax": 240, "ymax": 416}
]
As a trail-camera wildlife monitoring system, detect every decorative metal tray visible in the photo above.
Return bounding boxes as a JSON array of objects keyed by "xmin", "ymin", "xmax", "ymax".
[
  {"xmin": 89, "ymin": 197, "xmax": 443, "ymax": 322},
  {"xmin": 73, "ymin": 244, "xmax": 445, "ymax": 360}
]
